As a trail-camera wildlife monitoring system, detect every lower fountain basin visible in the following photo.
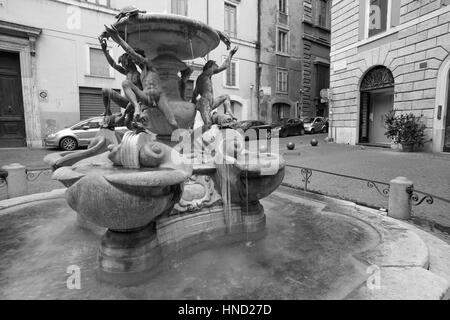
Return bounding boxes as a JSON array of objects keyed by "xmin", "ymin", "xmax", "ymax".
[
  {"xmin": 53, "ymin": 157, "xmax": 188, "ymax": 231},
  {"xmin": 1, "ymin": 187, "xmax": 449, "ymax": 299}
]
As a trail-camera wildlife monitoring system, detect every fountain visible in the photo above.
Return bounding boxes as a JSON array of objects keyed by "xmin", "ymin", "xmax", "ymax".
[
  {"xmin": 1, "ymin": 8, "xmax": 449, "ymax": 300},
  {"xmin": 42, "ymin": 10, "xmax": 285, "ymax": 286}
]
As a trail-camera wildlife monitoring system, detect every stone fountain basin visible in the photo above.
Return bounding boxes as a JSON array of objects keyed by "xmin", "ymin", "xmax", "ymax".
[
  {"xmin": 53, "ymin": 160, "xmax": 188, "ymax": 231},
  {"xmin": 114, "ymin": 13, "xmax": 220, "ymax": 60},
  {"xmin": 217, "ymin": 152, "xmax": 286, "ymax": 204}
]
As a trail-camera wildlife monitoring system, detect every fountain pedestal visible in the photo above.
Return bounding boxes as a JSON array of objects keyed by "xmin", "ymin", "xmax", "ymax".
[{"xmin": 47, "ymin": 13, "xmax": 286, "ymax": 286}]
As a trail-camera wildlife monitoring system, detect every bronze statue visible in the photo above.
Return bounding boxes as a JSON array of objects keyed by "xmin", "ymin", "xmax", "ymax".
[
  {"xmin": 191, "ymin": 46, "xmax": 239, "ymax": 127},
  {"xmin": 179, "ymin": 66, "xmax": 193, "ymax": 102},
  {"xmin": 104, "ymin": 24, "xmax": 179, "ymax": 129},
  {"xmin": 98, "ymin": 36, "xmax": 146, "ymax": 130}
]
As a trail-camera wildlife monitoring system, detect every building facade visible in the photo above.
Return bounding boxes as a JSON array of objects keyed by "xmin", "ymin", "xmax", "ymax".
[
  {"xmin": 0, "ymin": 0, "xmax": 259, "ymax": 148},
  {"xmin": 258, "ymin": 0, "xmax": 331, "ymax": 123},
  {"xmin": 329, "ymin": 0, "xmax": 450, "ymax": 153}
]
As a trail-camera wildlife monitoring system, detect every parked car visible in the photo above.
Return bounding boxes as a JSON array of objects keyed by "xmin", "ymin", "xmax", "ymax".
[
  {"xmin": 303, "ymin": 117, "xmax": 329, "ymax": 134},
  {"xmin": 44, "ymin": 117, "xmax": 129, "ymax": 151},
  {"xmin": 221, "ymin": 120, "xmax": 274, "ymax": 140},
  {"xmin": 272, "ymin": 118, "xmax": 305, "ymax": 138}
]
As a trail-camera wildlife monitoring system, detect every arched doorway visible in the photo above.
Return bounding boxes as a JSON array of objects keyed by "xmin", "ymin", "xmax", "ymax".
[
  {"xmin": 359, "ymin": 66, "xmax": 394, "ymax": 145},
  {"xmin": 272, "ymin": 103, "xmax": 291, "ymax": 122},
  {"xmin": 435, "ymin": 55, "xmax": 450, "ymax": 153}
]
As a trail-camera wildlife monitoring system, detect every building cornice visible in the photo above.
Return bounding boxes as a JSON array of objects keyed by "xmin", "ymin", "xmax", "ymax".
[
  {"xmin": 48, "ymin": 0, "xmax": 119, "ymax": 15},
  {"xmin": 0, "ymin": 20, "xmax": 42, "ymax": 39},
  {"xmin": 302, "ymin": 34, "xmax": 330, "ymax": 48}
]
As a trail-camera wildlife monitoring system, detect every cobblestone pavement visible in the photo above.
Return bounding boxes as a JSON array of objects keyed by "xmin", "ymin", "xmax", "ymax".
[
  {"xmin": 276, "ymin": 133, "xmax": 450, "ymax": 230},
  {"xmin": 1, "ymin": 135, "xmax": 449, "ymax": 230},
  {"xmin": 0, "ymin": 147, "xmax": 65, "ymax": 197}
]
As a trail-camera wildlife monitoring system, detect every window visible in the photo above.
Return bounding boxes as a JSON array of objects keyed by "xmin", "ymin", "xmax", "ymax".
[
  {"xmin": 277, "ymin": 29, "xmax": 289, "ymax": 54},
  {"xmin": 315, "ymin": 63, "xmax": 330, "ymax": 99},
  {"xmin": 367, "ymin": 0, "xmax": 391, "ymax": 38},
  {"xmin": 317, "ymin": 0, "xmax": 329, "ymax": 28},
  {"xmin": 279, "ymin": 0, "xmax": 287, "ymax": 14},
  {"xmin": 87, "ymin": 119, "xmax": 102, "ymax": 129},
  {"xmin": 224, "ymin": 3, "xmax": 237, "ymax": 38},
  {"xmin": 171, "ymin": 0, "xmax": 188, "ymax": 16},
  {"xmin": 89, "ymin": 47, "xmax": 110, "ymax": 77},
  {"xmin": 224, "ymin": 58, "xmax": 238, "ymax": 88},
  {"xmin": 276, "ymin": 69, "xmax": 288, "ymax": 93},
  {"xmin": 82, "ymin": 0, "xmax": 111, "ymax": 7}
]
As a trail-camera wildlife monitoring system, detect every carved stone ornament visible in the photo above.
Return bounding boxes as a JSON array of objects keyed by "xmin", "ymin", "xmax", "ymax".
[
  {"xmin": 360, "ymin": 66, "xmax": 394, "ymax": 91},
  {"xmin": 174, "ymin": 174, "xmax": 222, "ymax": 213}
]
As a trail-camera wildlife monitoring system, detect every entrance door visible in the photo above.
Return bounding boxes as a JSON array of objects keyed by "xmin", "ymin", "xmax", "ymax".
[
  {"xmin": 272, "ymin": 103, "xmax": 291, "ymax": 122},
  {"xmin": 0, "ymin": 51, "xmax": 26, "ymax": 147},
  {"xmin": 369, "ymin": 93, "xmax": 393, "ymax": 145},
  {"xmin": 444, "ymin": 73, "xmax": 450, "ymax": 152}
]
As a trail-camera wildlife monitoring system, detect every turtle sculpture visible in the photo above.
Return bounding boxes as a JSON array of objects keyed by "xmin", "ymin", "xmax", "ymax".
[{"xmin": 115, "ymin": 5, "xmax": 146, "ymax": 22}]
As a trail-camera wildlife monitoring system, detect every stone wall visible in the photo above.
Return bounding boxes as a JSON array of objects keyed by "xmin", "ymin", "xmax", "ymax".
[{"xmin": 330, "ymin": 0, "xmax": 450, "ymax": 150}]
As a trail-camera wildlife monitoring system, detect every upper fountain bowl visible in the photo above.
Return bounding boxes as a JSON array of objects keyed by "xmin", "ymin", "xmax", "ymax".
[{"xmin": 114, "ymin": 13, "xmax": 220, "ymax": 60}]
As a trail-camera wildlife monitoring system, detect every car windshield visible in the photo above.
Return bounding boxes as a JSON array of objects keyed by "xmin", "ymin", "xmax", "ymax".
[
  {"xmin": 303, "ymin": 118, "xmax": 315, "ymax": 123},
  {"xmin": 71, "ymin": 118, "xmax": 101, "ymax": 130}
]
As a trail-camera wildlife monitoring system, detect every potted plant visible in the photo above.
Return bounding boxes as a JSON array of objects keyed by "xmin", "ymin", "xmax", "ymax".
[{"xmin": 384, "ymin": 111, "xmax": 426, "ymax": 152}]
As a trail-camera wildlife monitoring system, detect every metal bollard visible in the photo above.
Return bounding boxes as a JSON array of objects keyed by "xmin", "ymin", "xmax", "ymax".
[
  {"xmin": 388, "ymin": 176, "xmax": 413, "ymax": 220},
  {"xmin": 1, "ymin": 163, "xmax": 28, "ymax": 199}
]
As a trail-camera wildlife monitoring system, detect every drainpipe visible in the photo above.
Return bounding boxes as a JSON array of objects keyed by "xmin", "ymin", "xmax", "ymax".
[
  {"xmin": 206, "ymin": 0, "xmax": 210, "ymax": 61},
  {"xmin": 256, "ymin": 0, "xmax": 262, "ymax": 120}
]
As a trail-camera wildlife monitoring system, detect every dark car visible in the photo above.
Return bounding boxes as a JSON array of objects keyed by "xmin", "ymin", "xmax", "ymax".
[
  {"xmin": 272, "ymin": 118, "xmax": 305, "ymax": 138},
  {"xmin": 222, "ymin": 120, "xmax": 274, "ymax": 140}
]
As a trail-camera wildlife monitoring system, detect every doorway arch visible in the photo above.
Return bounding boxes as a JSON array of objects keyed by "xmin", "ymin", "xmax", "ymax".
[
  {"xmin": 434, "ymin": 55, "xmax": 450, "ymax": 152},
  {"xmin": 359, "ymin": 66, "xmax": 395, "ymax": 145}
]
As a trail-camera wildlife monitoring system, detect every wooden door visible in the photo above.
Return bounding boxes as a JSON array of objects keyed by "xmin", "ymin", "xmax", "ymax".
[
  {"xmin": 0, "ymin": 51, "xmax": 26, "ymax": 148},
  {"xmin": 369, "ymin": 93, "xmax": 393, "ymax": 145}
]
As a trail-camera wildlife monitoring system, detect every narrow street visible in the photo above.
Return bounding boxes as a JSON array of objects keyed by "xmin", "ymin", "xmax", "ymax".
[{"xmin": 2, "ymin": 133, "xmax": 449, "ymax": 230}]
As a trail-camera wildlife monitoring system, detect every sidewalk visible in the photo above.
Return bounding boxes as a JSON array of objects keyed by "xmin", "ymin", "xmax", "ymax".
[
  {"xmin": 1, "ymin": 138, "xmax": 449, "ymax": 228},
  {"xmin": 278, "ymin": 134, "xmax": 450, "ymax": 229},
  {"xmin": 0, "ymin": 147, "xmax": 62, "ymax": 196}
]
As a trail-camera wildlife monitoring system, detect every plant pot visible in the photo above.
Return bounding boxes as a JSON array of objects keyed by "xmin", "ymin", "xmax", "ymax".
[{"xmin": 400, "ymin": 142, "xmax": 415, "ymax": 152}]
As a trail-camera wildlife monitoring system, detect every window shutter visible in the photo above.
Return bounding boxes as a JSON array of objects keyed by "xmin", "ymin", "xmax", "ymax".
[
  {"xmin": 359, "ymin": 0, "xmax": 367, "ymax": 40},
  {"xmin": 391, "ymin": 0, "xmax": 401, "ymax": 27}
]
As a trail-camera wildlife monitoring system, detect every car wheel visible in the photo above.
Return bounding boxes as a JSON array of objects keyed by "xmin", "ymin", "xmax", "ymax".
[
  {"xmin": 322, "ymin": 127, "xmax": 328, "ymax": 133},
  {"xmin": 310, "ymin": 128, "xmax": 315, "ymax": 134},
  {"xmin": 60, "ymin": 137, "xmax": 78, "ymax": 151},
  {"xmin": 300, "ymin": 129, "xmax": 305, "ymax": 136},
  {"xmin": 280, "ymin": 130, "xmax": 288, "ymax": 138}
]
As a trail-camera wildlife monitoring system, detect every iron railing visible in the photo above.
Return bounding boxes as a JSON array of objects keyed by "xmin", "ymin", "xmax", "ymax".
[
  {"xmin": 25, "ymin": 167, "xmax": 53, "ymax": 182},
  {"xmin": 287, "ymin": 164, "xmax": 390, "ymax": 198},
  {"xmin": 284, "ymin": 164, "xmax": 449, "ymax": 209}
]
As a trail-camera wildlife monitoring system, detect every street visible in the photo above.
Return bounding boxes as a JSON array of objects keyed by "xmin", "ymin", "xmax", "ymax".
[{"xmin": 1, "ymin": 133, "xmax": 449, "ymax": 231}]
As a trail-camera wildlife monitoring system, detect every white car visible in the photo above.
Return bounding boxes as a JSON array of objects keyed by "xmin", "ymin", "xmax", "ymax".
[
  {"xmin": 44, "ymin": 117, "xmax": 129, "ymax": 151},
  {"xmin": 303, "ymin": 117, "xmax": 329, "ymax": 134}
]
